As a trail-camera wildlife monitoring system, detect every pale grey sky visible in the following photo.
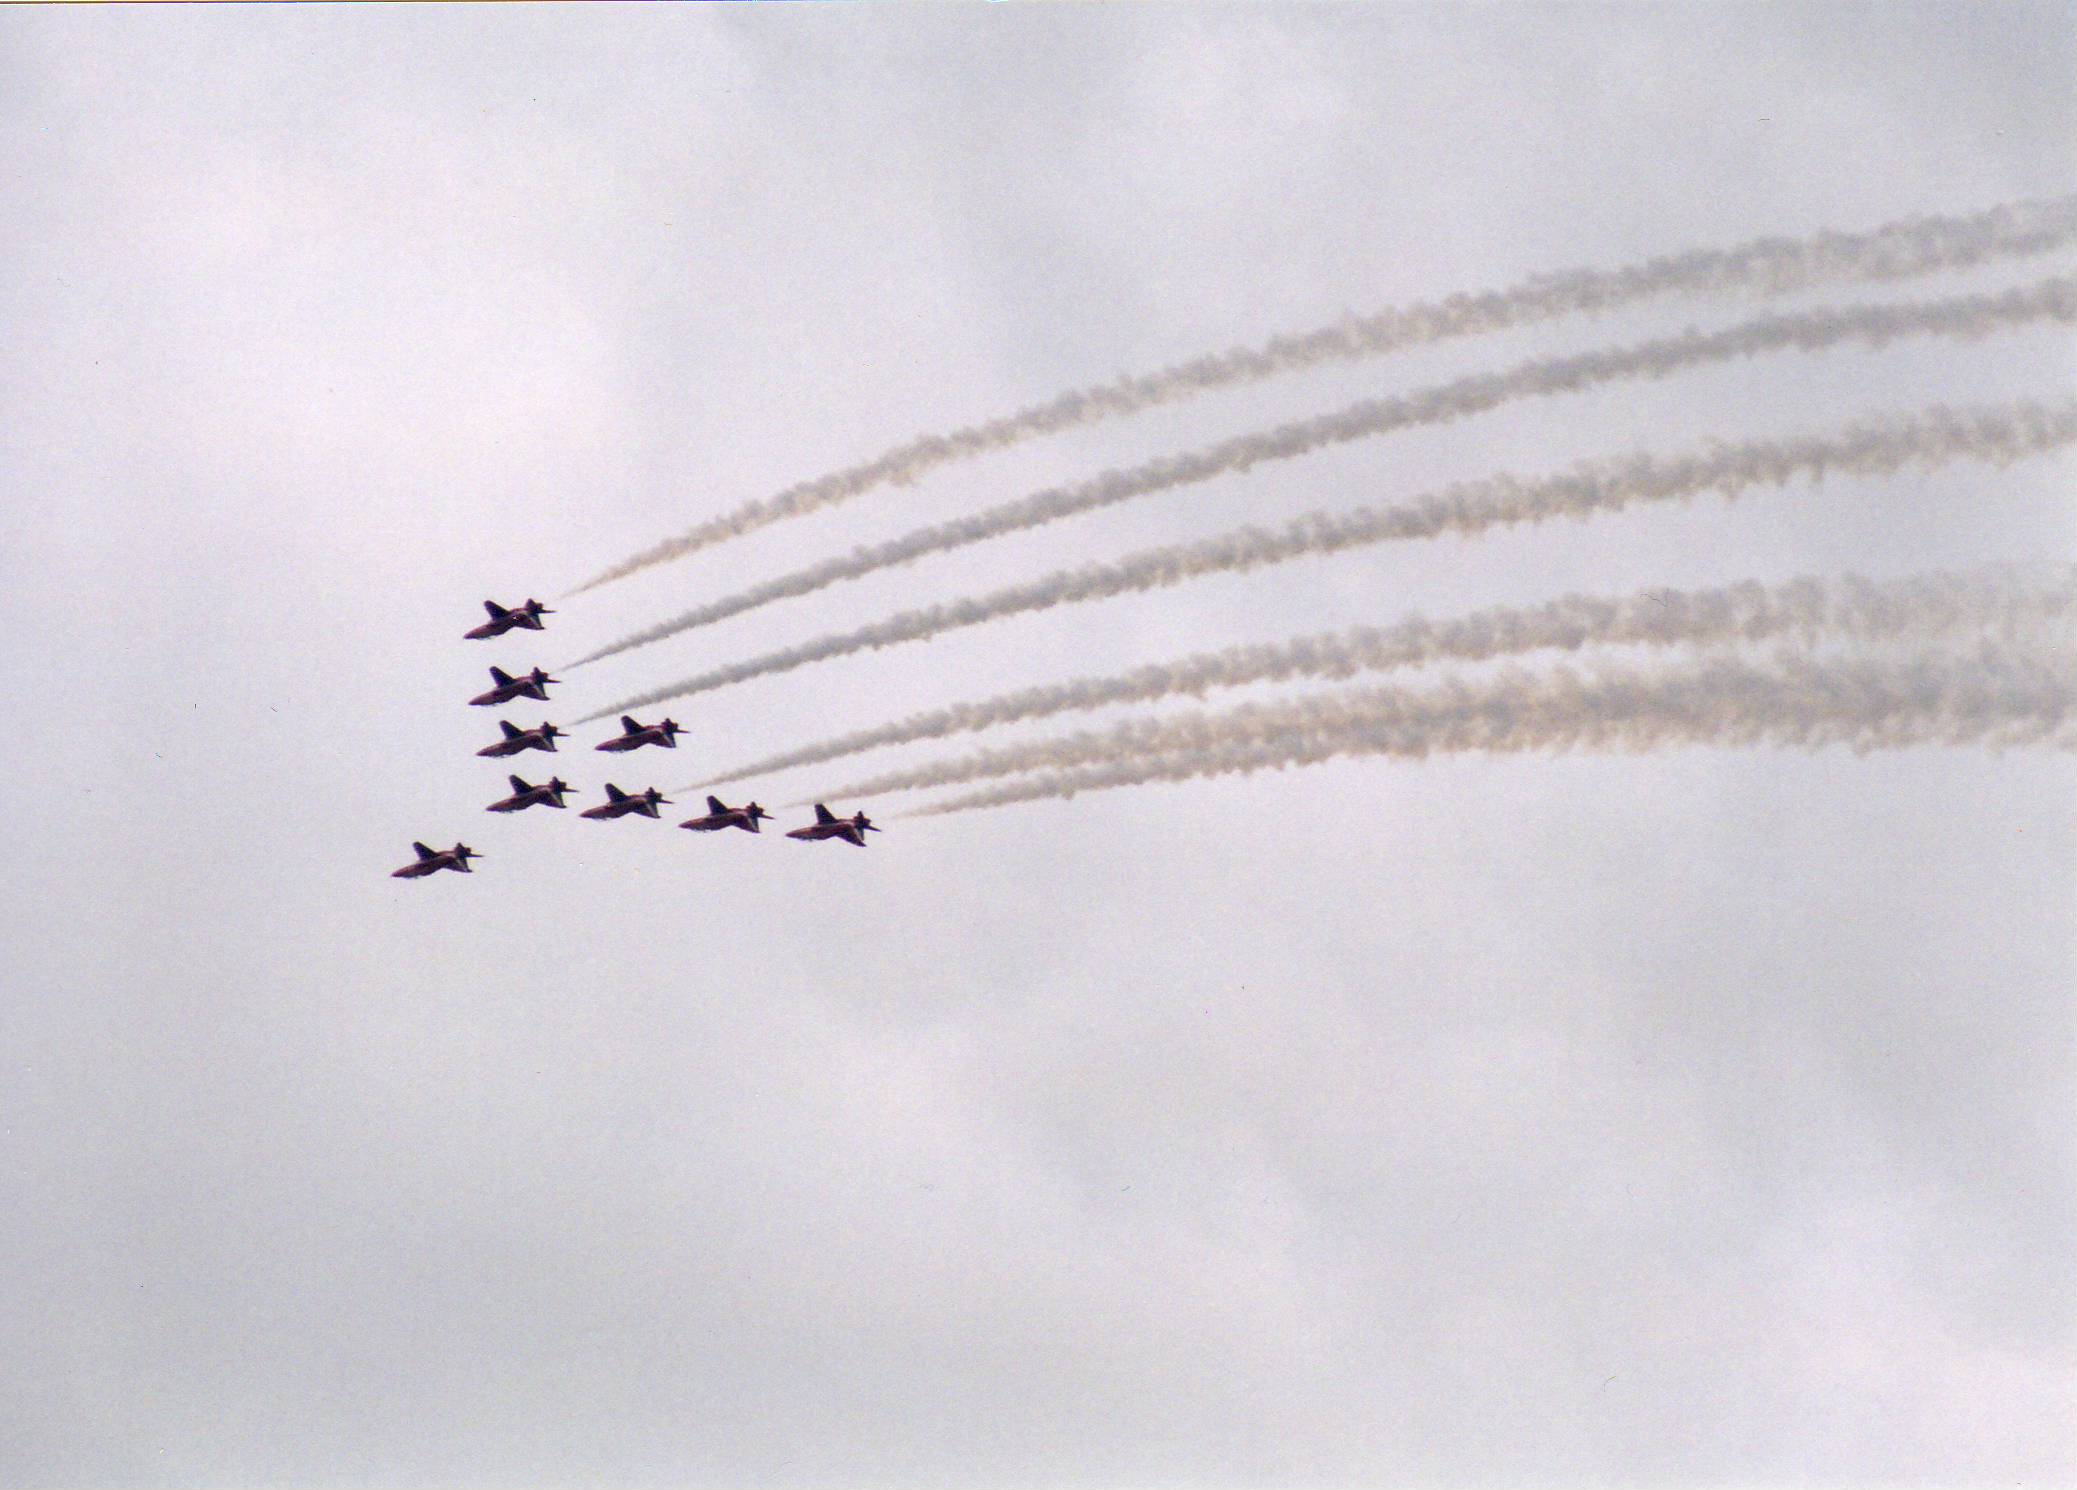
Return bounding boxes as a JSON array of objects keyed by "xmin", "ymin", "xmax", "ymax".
[{"xmin": 2, "ymin": 5, "xmax": 2073, "ymax": 1486}]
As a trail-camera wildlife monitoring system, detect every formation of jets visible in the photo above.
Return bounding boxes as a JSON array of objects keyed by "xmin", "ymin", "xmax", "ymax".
[{"xmin": 396, "ymin": 599, "xmax": 883, "ymax": 879}]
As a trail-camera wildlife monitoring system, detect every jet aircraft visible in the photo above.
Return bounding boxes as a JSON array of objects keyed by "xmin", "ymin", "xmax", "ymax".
[
  {"xmin": 477, "ymin": 720, "xmax": 565, "ymax": 757},
  {"xmin": 470, "ymin": 666, "xmax": 558, "ymax": 707},
  {"xmin": 680, "ymin": 795, "xmax": 771, "ymax": 834},
  {"xmin": 785, "ymin": 803, "xmax": 880, "ymax": 847},
  {"xmin": 487, "ymin": 774, "xmax": 575, "ymax": 812},
  {"xmin": 580, "ymin": 784, "xmax": 671, "ymax": 821},
  {"xmin": 596, "ymin": 715, "xmax": 684, "ymax": 752},
  {"xmin": 465, "ymin": 599, "xmax": 554, "ymax": 639},
  {"xmin": 391, "ymin": 841, "xmax": 482, "ymax": 878}
]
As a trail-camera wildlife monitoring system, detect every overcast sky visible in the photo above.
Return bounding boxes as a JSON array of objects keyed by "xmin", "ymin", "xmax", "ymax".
[{"xmin": 3, "ymin": 5, "xmax": 2074, "ymax": 1486}]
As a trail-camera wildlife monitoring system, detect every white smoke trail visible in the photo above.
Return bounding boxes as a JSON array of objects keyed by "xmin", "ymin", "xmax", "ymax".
[
  {"xmin": 567, "ymin": 275, "xmax": 2077, "ymax": 668},
  {"xmin": 775, "ymin": 568, "xmax": 2073, "ymax": 798},
  {"xmin": 899, "ymin": 646, "xmax": 2077, "ymax": 817},
  {"xmin": 580, "ymin": 399, "xmax": 2077, "ymax": 722},
  {"xmin": 567, "ymin": 195, "xmax": 2077, "ymax": 595}
]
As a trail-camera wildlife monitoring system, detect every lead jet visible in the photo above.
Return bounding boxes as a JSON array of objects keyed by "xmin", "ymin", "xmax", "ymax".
[
  {"xmin": 391, "ymin": 841, "xmax": 482, "ymax": 878},
  {"xmin": 596, "ymin": 715, "xmax": 684, "ymax": 753},
  {"xmin": 477, "ymin": 720, "xmax": 565, "ymax": 757},
  {"xmin": 470, "ymin": 665, "xmax": 558, "ymax": 706},
  {"xmin": 487, "ymin": 774, "xmax": 575, "ymax": 813},
  {"xmin": 680, "ymin": 795, "xmax": 771, "ymax": 834},
  {"xmin": 580, "ymin": 784, "xmax": 671, "ymax": 821},
  {"xmin": 465, "ymin": 599, "xmax": 554, "ymax": 640},
  {"xmin": 785, "ymin": 803, "xmax": 880, "ymax": 847}
]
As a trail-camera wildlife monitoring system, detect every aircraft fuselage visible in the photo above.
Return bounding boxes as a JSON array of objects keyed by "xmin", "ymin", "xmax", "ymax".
[
  {"xmin": 581, "ymin": 795, "xmax": 664, "ymax": 821},
  {"xmin": 471, "ymin": 678, "xmax": 551, "ymax": 706}
]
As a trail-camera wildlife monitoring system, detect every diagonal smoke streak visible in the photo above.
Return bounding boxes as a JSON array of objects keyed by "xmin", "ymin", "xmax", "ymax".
[
  {"xmin": 567, "ymin": 195, "xmax": 2077, "ymax": 596},
  {"xmin": 776, "ymin": 568, "xmax": 2075, "ymax": 799},
  {"xmin": 900, "ymin": 646, "xmax": 2077, "ymax": 818},
  {"xmin": 836, "ymin": 635, "xmax": 2076, "ymax": 801},
  {"xmin": 581, "ymin": 399, "xmax": 2077, "ymax": 722},
  {"xmin": 567, "ymin": 275, "xmax": 2077, "ymax": 668}
]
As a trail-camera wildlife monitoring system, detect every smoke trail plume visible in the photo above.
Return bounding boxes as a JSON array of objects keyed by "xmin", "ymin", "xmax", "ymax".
[
  {"xmin": 568, "ymin": 196, "xmax": 2077, "ymax": 595},
  {"xmin": 568, "ymin": 275, "xmax": 2077, "ymax": 668},
  {"xmin": 581, "ymin": 399, "xmax": 2077, "ymax": 722},
  {"xmin": 900, "ymin": 646, "xmax": 2077, "ymax": 817},
  {"xmin": 774, "ymin": 568, "xmax": 2073, "ymax": 798}
]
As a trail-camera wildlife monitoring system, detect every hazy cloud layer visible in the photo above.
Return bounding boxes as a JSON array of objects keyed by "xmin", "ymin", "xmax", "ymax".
[{"xmin": 4, "ymin": 7, "xmax": 2073, "ymax": 1488}]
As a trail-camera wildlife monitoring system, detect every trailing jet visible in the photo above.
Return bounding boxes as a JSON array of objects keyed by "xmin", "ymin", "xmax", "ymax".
[
  {"xmin": 680, "ymin": 795, "xmax": 771, "ymax": 834},
  {"xmin": 487, "ymin": 774, "xmax": 575, "ymax": 813},
  {"xmin": 470, "ymin": 666, "xmax": 558, "ymax": 707},
  {"xmin": 465, "ymin": 599, "xmax": 554, "ymax": 640},
  {"xmin": 477, "ymin": 720, "xmax": 565, "ymax": 757},
  {"xmin": 596, "ymin": 715, "xmax": 684, "ymax": 753},
  {"xmin": 580, "ymin": 784, "xmax": 671, "ymax": 821},
  {"xmin": 391, "ymin": 841, "xmax": 481, "ymax": 878},
  {"xmin": 785, "ymin": 803, "xmax": 880, "ymax": 847}
]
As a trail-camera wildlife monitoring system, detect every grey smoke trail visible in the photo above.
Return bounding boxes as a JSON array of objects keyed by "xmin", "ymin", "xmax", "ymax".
[
  {"xmin": 580, "ymin": 399, "xmax": 2077, "ymax": 722},
  {"xmin": 777, "ymin": 568, "xmax": 2074, "ymax": 798},
  {"xmin": 567, "ymin": 195, "xmax": 2077, "ymax": 595},
  {"xmin": 568, "ymin": 274, "xmax": 2077, "ymax": 668},
  {"xmin": 900, "ymin": 646, "xmax": 2077, "ymax": 817}
]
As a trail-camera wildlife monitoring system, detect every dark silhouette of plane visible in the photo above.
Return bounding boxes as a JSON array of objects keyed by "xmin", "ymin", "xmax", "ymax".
[
  {"xmin": 580, "ymin": 784, "xmax": 671, "ymax": 820},
  {"xmin": 596, "ymin": 715, "xmax": 684, "ymax": 752},
  {"xmin": 680, "ymin": 795, "xmax": 771, "ymax": 834},
  {"xmin": 487, "ymin": 774, "xmax": 574, "ymax": 812},
  {"xmin": 477, "ymin": 720, "xmax": 565, "ymax": 757},
  {"xmin": 785, "ymin": 803, "xmax": 880, "ymax": 846},
  {"xmin": 391, "ymin": 841, "xmax": 481, "ymax": 878},
  {"xmin": 465, "ymin": 599, "xmax": 554, "ymax": 639},
  {"xmin": 470, "ymin": 666, "xmax": 557, "ymax": 706}
]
